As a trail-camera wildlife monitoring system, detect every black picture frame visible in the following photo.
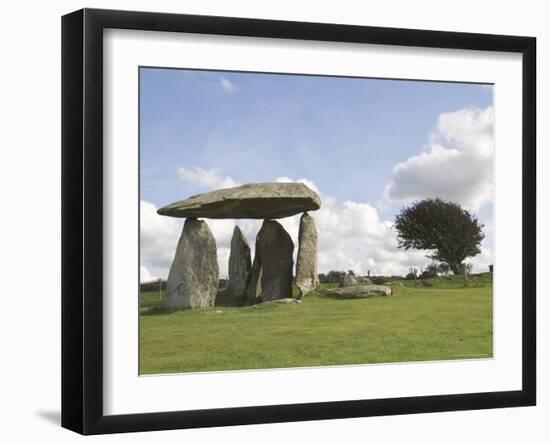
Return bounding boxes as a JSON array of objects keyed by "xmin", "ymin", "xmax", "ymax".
[{"xmin": 61, "ymin": 8, "xmax": 536, "ymax": 435}]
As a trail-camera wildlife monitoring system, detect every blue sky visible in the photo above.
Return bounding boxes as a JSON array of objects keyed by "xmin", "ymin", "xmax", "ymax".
[{"xmin": 139, "ymin": 67, "xmax": 494, "ymax": 281}]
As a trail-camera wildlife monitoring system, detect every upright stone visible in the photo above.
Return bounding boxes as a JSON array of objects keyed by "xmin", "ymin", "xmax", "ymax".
[
  {"xmin": 247, "ymin": 220, "xmax": 294, "ymax": 303},
  {"xmin": 247, "ymin": 254, "xmax": 262, "ymax": 305},
  {"xmin": 295, "ymin": 212, "xmax": 319, "ymax": 297},
  {"xmin": 228, "ymin": 226, "xmax": 252, "ymax": 299},
  {"xmin": 165, "ymin": 218, "xmax": 219, "ymax": 309}
]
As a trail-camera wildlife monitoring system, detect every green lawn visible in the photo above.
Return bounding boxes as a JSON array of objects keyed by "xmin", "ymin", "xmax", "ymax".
[{"xmin": 139, "ymin": 274, "xmax": 493, "ymax": 374}]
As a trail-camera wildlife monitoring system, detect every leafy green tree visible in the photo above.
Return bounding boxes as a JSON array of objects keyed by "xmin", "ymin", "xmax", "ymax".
[
  {"xmin": 421, "ymin": 264, "xmax": 438, "ymax": 279},
  {"xmin": 327, "ymin": 270, "xmax": 345, "ymax": 283},
  {"xmin": 437, "ymin": 262, "xmax": 450, "ymax": 276},
  {"xmin": 394, "ymin": 198, "xmax": 484, "ymax": 274}
]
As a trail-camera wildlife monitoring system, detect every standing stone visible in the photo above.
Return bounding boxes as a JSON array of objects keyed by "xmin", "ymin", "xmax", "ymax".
[
  {"xmin": 165, "ymin": 218, "xmax": 219, "ymax": 309},
  {"xmin": 228, "ymin": 226, "xmax": 252, "ymax": 299},
  {"xmin": 247, "ymin": 220, "xmax": 294, "ymax": 303},
  {"xmin": 247, "ymin": 255, "xmax": 262, "ymax": 304},
  {"xmin": 295, "ymin": 212, "xmax": 319, "ymax": 297}
]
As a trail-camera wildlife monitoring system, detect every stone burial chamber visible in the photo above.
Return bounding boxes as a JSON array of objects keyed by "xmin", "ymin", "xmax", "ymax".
[{"xmin": 158, "ymin": 182, "xmax": 321, "ymax": 309}]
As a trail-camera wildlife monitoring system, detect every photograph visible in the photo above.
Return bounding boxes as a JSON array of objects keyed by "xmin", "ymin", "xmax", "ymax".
[
  {"xmin": 0, "ymin": 0, "xmax": 543, "ymax": 439},
  {"xmin": 139, "ymin": 68, "xmax": 495, "ymax": 375}
]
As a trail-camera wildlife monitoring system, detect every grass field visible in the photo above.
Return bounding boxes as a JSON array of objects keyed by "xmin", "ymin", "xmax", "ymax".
[{"xmin": 139, "ymin": 273, "xmax": 493, "ymax": 375}]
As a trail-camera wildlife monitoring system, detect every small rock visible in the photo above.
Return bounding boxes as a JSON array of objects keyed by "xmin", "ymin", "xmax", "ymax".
[
  {"xmin": 252, "ymin": 298, "xmax": 301, "ymax": 307},
  {"xmin": 327, "ymin": 285, "xmax": 393, "ymax": 298}
]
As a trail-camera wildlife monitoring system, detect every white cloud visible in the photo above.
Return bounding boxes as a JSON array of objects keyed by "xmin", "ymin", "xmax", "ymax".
[
  {"xmin": 268, "ymin": 178, "xmax": 441, "ymax": 276},
  {"xmin": 142, "ymin": 156, "xmax": 492, "ymax": 283},
  {"xmin": 220, "ymin": 77, "xmax": 237, "ymax": 93},
  {"xmin": 217, "ymin": 247, "xmax": 231, "ymax": 278},
  {"xmin": 468, "ymin": 246, "xmax": 493, "ymax": 273},
  {"xmin": 384, "ymin": 106, "xmax": 494, "ymax": 211},
  {"xmin": 140, "ymin": 199, "xmax": 259, "ymax": 280},
  {"xmin": 310, "ymin": 195, "xmax": 429, "ymax": 276},
  {"xmin": 282, "ymin": 178, "xmax": 491, "ymax": 276},
  {"xmin": 275, "ymin": 176, "xmax": 321, "ymax": 195},
  {"xmin": 140, "ymin": 200, "xmax": 183, "ymax": 276},
  {"xmin": 178, "ymin": 166, "xmax": 239, "ymax": 190},
  {"xmin": 208, "ymin": 219, "xmax": 238, "ymax": 249},
  {"xmin": 140, "ymin": 265, "xmax": 158, "ymax": 283}
]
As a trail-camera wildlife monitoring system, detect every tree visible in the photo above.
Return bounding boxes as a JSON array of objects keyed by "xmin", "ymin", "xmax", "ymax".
[
  {"xmin": 394, "ymin": 198, "xmax": 484, "ymax": 274},
  {"xmin": 327, "ymin": 270, "xmax": 345, "ymax": 284},
  {"xmin": 421, "ymin": 264, "xmax": 438, "ymax": 279},
  {"xmin": 437, "ymin": 262, "xmax": 450, "ymax": 276}
]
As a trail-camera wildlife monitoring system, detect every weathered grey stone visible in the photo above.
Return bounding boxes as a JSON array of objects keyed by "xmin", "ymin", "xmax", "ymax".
[
  {"xmin": 157, "ymin": 182, "xmax": 321, "ymax": 219},
  {"xmin": 357, "ymin": 276, "xmax": 373, "ymax": 285},
  {"xmin": 247, "ymin": 254, "xmax": 263, "ymax": 304},
  {"xmin": 327, "ymin": 285, "xmax": 392, "ymax": 298},
  {"xmin": 228, "ymin": 226, "xmax": 252, "ymax": 299},
  {"xmin": 295, "ymin": 212, "xmax": 319, "ymax": 297},
  {"xmin": 165, "ymin": 218, "xmax": 219, "ymax": 309},
  {"xmin": 340, "ymin": 272, "xmax": 359, "ymax": 287},
  {"xmin": 247, "ymin": 220, "xmax": 294, "ymax": 303}
]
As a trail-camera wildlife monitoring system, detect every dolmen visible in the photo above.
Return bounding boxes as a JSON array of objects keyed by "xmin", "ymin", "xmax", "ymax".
[{"xmin": 158, "ymin": 182, "xmax": 321, "ymax": 309}]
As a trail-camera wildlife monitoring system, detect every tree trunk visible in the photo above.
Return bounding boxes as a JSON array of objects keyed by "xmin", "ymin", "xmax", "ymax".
[{"xmin": 450, "ymin": 262, "xmax": 463, "ymax": 274}]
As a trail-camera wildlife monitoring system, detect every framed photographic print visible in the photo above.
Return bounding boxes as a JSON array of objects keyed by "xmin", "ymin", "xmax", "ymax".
[{"xmin": 61, "ymin": 8, "xmax": 536, "ymax": 435}]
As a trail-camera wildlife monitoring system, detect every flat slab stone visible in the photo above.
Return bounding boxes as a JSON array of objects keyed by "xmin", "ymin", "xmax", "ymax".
[
  {"xmin": 157, "ymin": 183, "xmax": 321, "ymax": 219},
  {"xmin": 327, "ymin": 285, "xmax": 392, "ymax": 298}
]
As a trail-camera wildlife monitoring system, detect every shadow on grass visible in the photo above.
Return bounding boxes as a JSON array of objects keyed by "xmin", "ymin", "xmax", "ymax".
[
  {"xmin": 214, "ymin": 288, "xmax": 248, "ymax": 307},
  {"xmin": 141, "ymin": 306, "xmax": 178, "ymax": 316},
  {"xmin": 141, "ymin": 288, "xmax": 248, "ymax": 315},
  {"xmin": 320, "ymin": 291, "xmax": 384, "ymax": 300}
]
